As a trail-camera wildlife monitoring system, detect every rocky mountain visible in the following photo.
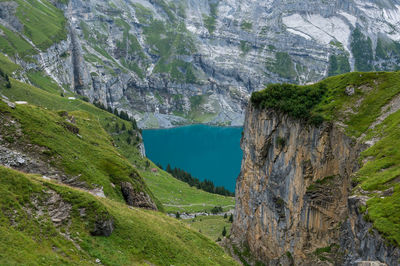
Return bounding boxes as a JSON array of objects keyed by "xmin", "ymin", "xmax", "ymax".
[
  {"xmin": 230, "ymin": 72, "xmax": 400, "ymax": 265},
  {"xmin": 2, "ymin": 0, "xmax": 400, "ymax": 128}
]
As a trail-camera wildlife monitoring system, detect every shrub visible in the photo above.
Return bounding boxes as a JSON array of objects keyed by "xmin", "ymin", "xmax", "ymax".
[
  {"xmin": 251, "ymin": 83, "xmax": 326, "ymax": 124},
  {"xmin": 276, "ymin": 137, "xmax": 286, "ymax": 148},
  {"xmin": 211, "ymin": 206, "xmax": 223, "ymax": 214}
]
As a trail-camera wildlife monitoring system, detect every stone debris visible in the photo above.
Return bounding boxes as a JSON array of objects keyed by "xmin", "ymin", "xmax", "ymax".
[
  {"xmin": 1, "ymin": 98, "xmax": 15, "ymax": 109},
  {"xmin": 345, "ymin": 86, "xmax": 355, "ymax": 96},
  {"xmin": 90, "ymin": 186, "xmax": 105, "ymax": 198}
]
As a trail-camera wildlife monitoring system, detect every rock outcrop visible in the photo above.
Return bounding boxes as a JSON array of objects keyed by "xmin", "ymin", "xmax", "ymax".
[
  {"xmin": 121, "ymin": 181, "xmax": 157, "ymax": 210},
  {"xmin": 231, "ymin": 103, "xmax": 400, "ymax": 265},
  {"xmin": 91, "ymin": 217, "xmax": 114, "ymax": 237}
]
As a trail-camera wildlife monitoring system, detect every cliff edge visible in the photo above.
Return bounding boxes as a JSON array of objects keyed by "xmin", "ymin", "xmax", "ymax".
[{"xmin": 231, "ymin": 72, "xmax": 400, "ymax": 265}]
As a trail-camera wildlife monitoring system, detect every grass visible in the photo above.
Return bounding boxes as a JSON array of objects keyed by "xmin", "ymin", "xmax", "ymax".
[
  {"xmin": 184, "ymin": 215, "xmax": 232, "ymax": 241},
  {"xmin": 0, "ymin": 25, "xmax": 36, "ymax": 60},
  {"xmin": 0, "ymin": 72, "xmax": 234, "ymax": 213},
  {"xmin": 0, "ymin": 71, "xmax": 238, "ymax": 262},
  {"xmin": 0, "ymin": 97, "xmax": 154, "ymax": 204},
  {"xmin": 266, "ymin": 52, "xmax": 296, "ymax": 80},
  {"xmin": 15, "ymin": 0, "xmax": 67, "ymax": 51},
  {"xmin": 355, "ymin": 108, "xmax": 400, "ymax": 245},
  {"xmin": 141, "ymin": 168, "xmax": 235, "ymax": 213},
  {"xmin": 240, "ymin": 41, "xmax": 251, "ymax": 55},
  {"xmin": 0, "ymin": 166, "xmax": 238, "ymax": 265},
  {"xmin": 27, "ymin": 70, "xmax": 63, "ymax": 94},
  {"xmin": 240, "ymin": 21, "xmax": 252, "ymax": 31},
  {"xmin": 0, "ymin": 53, "xmax": 22, "ymax": 76},
  {"xmin": 252, "ymin": 71, "xmax": 400, "ymax": 137},
  {"xmin": 203, "ymin": 2, "xmax": 218, "ymax": 34},
  {"xmin": 143, "ymin": 20, "xmax": 197, "ymax": 82},
  {"xmin": 0, "ymin": 78, "xmax": 159, "ymax": 205}
]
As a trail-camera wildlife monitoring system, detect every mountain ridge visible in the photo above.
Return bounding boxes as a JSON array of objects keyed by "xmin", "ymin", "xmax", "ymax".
[{"xmin": 2, "ymin": 0, "xmax": 400, "ymax": 128}]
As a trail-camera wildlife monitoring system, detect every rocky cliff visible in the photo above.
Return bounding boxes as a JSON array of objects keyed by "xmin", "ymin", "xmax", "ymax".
[
  {"xmin": 231, "ymin": 73, "xmax": 400, "ymax": 265},
  {"xmin": 2, "ymin": 0, "xmax": 400, "ymax": 128}
]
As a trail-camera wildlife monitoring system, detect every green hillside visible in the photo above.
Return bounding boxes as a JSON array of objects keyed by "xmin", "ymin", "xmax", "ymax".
[
  {"xmin": 251, "ymin": 71, "xmax": 400, "ymax": 246},
  {"xmin": 141, "ymin": 169, "xmax": 235, "ymax": 213},
  {"xmin": 0, "ymin": 51, "xmax": 237, "ymax": 264},
  {"xmin": 0, "ymin": 166, "xmax": 237, "ymax": 265}
]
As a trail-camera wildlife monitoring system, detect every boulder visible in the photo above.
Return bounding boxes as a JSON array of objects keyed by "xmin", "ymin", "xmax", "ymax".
[
  {"xmin": 120, "ymin": 181, "xmax": 157, "ymax": 210},
  {"xmin": 91, "ymin": 217, "xmax": 114, "ymax": 237}
]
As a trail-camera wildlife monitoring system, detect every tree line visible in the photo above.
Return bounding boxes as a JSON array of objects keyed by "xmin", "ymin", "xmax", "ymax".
[
  {"xmin": 93, "ymin": 101, "xmax": 139, "ymax": 130},
  {"xmin": 159, "ymin": 163, "xmax": 235, "ymax": 197}
]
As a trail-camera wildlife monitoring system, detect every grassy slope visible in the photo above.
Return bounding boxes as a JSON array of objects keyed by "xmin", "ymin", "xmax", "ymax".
[
  {"xmin": 0, "ymin": 0, "xmax": 66, "ymax": 59},
  {"xmin": 0, "ymin": 68, "xmax": 238, "ymax": 264},
  {"xmin": 0, "ymin": 166, "xmax": 237, "ymax": 265},
  {"xmin": 252, "ymin": 71, "xmax": 400, "ymax": 246},
  {"xmin": 0, "ymin": 65, "xmax": 234, "ymax": 209},
  {"xmin": 141, "ymin": 168, "xmax": 235, "ymax": 213},
  {"xmin": 0, "ymin": 81, "xmax": 155, "ymax": 206},
  {"xmin": 184, "ymin": 215, "xmax": 233, "ymax": 241}
]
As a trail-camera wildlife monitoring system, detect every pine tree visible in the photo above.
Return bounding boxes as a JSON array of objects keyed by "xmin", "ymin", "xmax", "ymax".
[
  {"xmin": 115, "ymin": 123, "xmax": 120, "ymax": 132},
  {"xmin": 222, "ymin": 226, "xmax": 227, "ymax": 237},
  {"xmin": 132, "ymin": 119, "xmax": 138, "ymax": 130},
  {"xmin": 166, "ymin": 164, "xmax": 172, "ymax": 173},
  {"xmin": 224, "ymin": 213, "xmax": 228, "ymax": 219},
  {"xmin": 122, "ymin": 123, "xmax": 126, "ymax": 131},
  {"xmin": 229, "ymin": 214, "xmax": 233, "ymax": 223}
]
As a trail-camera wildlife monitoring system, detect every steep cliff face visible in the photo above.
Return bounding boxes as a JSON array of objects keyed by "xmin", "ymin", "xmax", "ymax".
[
  {"xmin": 232, "ymin": 104, "xmax": 361, "ymax": 264},
  {"xmin": 231, "ymin": 75, "xmax": 400, "ymax": 265},
  {"xmin": 3, "ymin": 0, "xmax": 400, "ymax": 128}
]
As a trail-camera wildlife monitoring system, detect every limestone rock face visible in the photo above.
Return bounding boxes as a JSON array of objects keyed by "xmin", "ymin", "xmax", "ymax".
[
  {"xmin": 231, "ymin": 104, "xmax": 400, "ymax": 265},
  {"xmin": 6, "ymin": 0, "xmax": 400, "ymax": 128}
]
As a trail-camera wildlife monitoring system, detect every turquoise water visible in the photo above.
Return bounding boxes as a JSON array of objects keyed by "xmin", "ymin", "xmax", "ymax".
[{"xmin": 142, "ymin": 125, "xmax": 243, "ymax": 192}]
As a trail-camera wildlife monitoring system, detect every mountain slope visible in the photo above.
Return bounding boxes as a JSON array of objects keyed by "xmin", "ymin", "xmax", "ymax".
[
  {"xmin": 0, "ymin": 165, "xmax": 237, "ymax": 265},
  {"xmin": 0, "ymin": 74, "xmax": 235, "ymax": 213},
  {"xmin": 0, "ymin": 51, "xmax": 239, "ymax": 263},
  {"xmin": 2, "ymin": 0, "xmax": 400, "ymax": 127},
  {"xmin": 231, "ymin": 71, "xmax": 400, "ymax": 265}
]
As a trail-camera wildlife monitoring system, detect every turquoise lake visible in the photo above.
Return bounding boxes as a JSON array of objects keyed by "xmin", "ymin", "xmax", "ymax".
[{"xmin": 142, "ymin": 125, "xmax": 243, "ymax": 192}]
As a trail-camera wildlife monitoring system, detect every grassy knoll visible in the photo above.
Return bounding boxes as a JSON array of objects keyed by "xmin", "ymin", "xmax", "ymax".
[{"xmin": 0, "ymin": 166, "xmax": 238, "ymax": 265}]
